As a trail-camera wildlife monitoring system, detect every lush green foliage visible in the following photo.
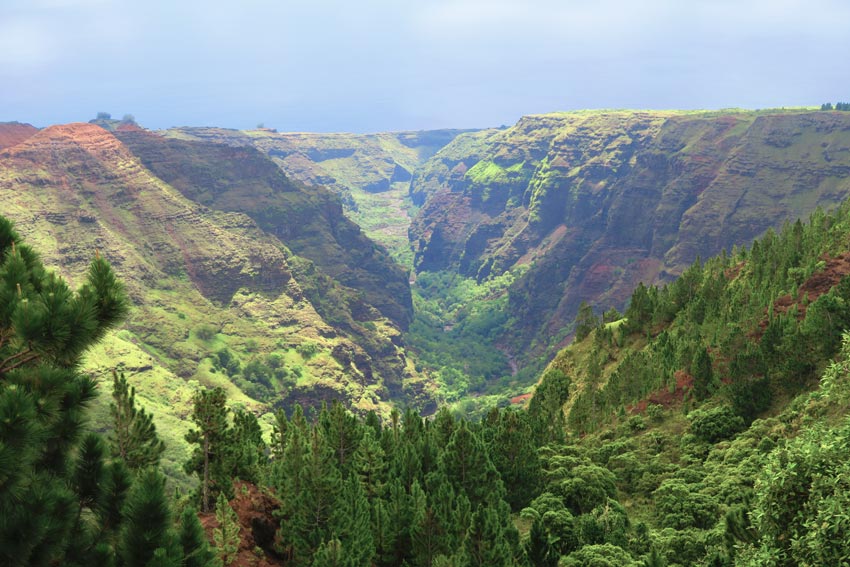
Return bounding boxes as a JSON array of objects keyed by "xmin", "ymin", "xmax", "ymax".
[
  {"xmin": 407, "ymin": 270, "xmax": 523, "ymax": 404},
  {"xmin": 0, "ymin": 216, "xmax": 205, "ymax": 566}
]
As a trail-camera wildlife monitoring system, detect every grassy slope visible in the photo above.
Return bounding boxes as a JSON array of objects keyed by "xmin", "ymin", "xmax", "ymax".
[{"xmin": 0, "ymin": 123, "xmax": 414, "ymax": 485}]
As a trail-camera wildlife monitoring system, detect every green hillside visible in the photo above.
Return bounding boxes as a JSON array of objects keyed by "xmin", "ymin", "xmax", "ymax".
[
  {"xmin": 408, "ymin": 109, "xmax": 850, "ymax": 393},
  {"xmin": 517, "ymin": 194, "xmax": 850, "ymax": 565},
  {"xmin": 0, "ymin": 123, "xmax": 429, "ymax": 484},
  {"xmin": 6, "ymin": 192, "xmax": 850, "ymax": 565}
]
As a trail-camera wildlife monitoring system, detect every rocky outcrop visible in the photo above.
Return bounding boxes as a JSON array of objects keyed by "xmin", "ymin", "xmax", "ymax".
[
  {"xmin": 116, "ymin": 129, "xmax": 414, "ymax": 330},
  {"xmin": 410, "ymin": 110, "xmax": 850, "ymax": 359}
]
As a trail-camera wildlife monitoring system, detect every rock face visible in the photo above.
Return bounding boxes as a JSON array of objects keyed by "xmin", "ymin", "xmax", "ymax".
[
  {"xmin": 166, "ymin": 128, "xmax": 468, "ymax": 197},
  {"xmin": 115, "ymin": 129, "xmax": 414, "ymax": 331},
  {"xmin": 409, "ymin": 110, "xmax": 850, "ymax": 358},
  {"xmin": 0, "ymin": 122, "xmax": 418, "ymax": 417}
]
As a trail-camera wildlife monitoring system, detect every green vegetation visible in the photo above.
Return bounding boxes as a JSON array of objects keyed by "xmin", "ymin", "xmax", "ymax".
[
  {"xmin": 407, "ymin": 269, "xmax": 526, "ymax": 405},
  {"xmin": 10, "ymin": 111, "xmax": 850, "ymax": 565},
  {"xmin": 410, "ymin": 109, "xmax": 850, "ymax": 377}
]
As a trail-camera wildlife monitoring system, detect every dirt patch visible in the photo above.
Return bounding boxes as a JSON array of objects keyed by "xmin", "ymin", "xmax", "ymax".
[
  {"xmin": 199, "ymin": 481, "xmax": 284, "ymax": 567},
  {"xmin": 758, "ymin": 253, "xmax": 850, "ymax": 335},
  {"xmin": 724, "ymin": 261, "xmax": 744, "ymax": 280},
  {"xmin": 510, "ymin": 392, "xmax": 533, "ymax": 406},
  {"xmin": 628, "ymin": 370, "xmax": 693, "ymax": 414}
]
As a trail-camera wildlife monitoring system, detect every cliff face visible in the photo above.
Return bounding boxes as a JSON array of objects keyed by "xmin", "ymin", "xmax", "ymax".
[
  {"xmin": 115, "ymin": 129, "xmax": 414, "ymax": 331},
  {"xmin": 409, "ymin": 110, "xmax": 850, "ymax": 356},
  {"xmin": 0, "ymin": 123, "xmax": 419, "ymax": 421},
  {"xmin": 164, "ymin": 128, "xmax": 470, "ymax": 263},
  {"xmin": 165, "ymin": 128, "xmax": 467, "ymax": 196}
]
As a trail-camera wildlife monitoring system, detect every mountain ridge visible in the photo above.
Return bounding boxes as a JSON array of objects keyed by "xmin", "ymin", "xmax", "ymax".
[{"xmin": 409, "ymin": 109, "xmax": 850, "ymax": 367}]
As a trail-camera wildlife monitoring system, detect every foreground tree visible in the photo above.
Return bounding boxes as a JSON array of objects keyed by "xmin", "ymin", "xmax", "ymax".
[{"xmin": 0, "ymin": 216, "xmax": 130, "ymax": 566}]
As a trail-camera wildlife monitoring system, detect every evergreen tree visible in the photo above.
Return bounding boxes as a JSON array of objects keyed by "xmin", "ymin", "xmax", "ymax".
[
  {"xmin": 213, "ymin": 492, "xmax": 241, "ymax": 567},
  {"xmin": 526, "ymin": 519, "xmax": 558, "ymax": 567},
  {"xmin": 185, "ymin": 387, "xmax": 229, "ymax": 512},
  {"xmin": 312, "ymin": 538, "xmax": 344, "ymax": 567},
  {"xmin": 109, "ymin": 369, "xmax": 165, "ymax": 471},
  {"xmin": 0, "ymin": 216, "xmax": 128, "ymax": 566},
  {"xmin": 487, "ymin": 409, "xmax": 541, "ymax": 511},
  {"xmin": 286, "ymin": 426, "xmax": 343, "ymax": 563},
  {"xmin": 461, "ymin": 502, "xmax": 515, "ymax": 567},
  {"xmin": 353, "ymin": 428, "xmax": 387, "ymax": 499},
  {"xmin": 528, "ymin": 368, "xmax": 570, "ymax": 445},
  {"xmin": 574, "ymin": 301, "xmax": 599, "ymax": 341},
  {"xmin": 179, "ymin": 505, "xmax": 220, "ymax": 567},
  {"xmin": 332, "ymin": 476, "xmax": 374, "ymax": 567},
  {"xmin": 691, "ymin": 347, "xmax": 714, "ymax": 401},
  {"xmin": 320, "ymin": 400, "xmax": 363, "ymax": 475},
  {"xmin": 120, "ymin": 469, "xmax": 179, "ymax": 567},
  {"xmin": 225, "ymin": 408, "xmax": 266, "ymax": 484},
  {"xmin": 438, "ymin": 421, "xmax": 504, "ymax": 509}
]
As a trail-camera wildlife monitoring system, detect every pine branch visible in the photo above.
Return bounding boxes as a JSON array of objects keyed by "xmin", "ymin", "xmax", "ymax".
[
  {"xmin": 0, "ymin": 352, "xmax": 40, "ymax": 375},
  {"xmin": 0, "ymin": 347, "xmax": 34, "ymax": 372}
]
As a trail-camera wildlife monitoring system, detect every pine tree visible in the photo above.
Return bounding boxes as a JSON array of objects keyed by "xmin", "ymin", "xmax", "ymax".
[
  {"xmin": 285, "ymin": 426, "xmax": 343, "ymax": 563},
  {"xmin": 109, "ymin": 370, "xmax": 165, "ymax": 471},
  {"xmin": 488, "ymin": 409, "xmax": 541, "ymax": 511},
  {"xmin": 526, "ymin": 519, "xmax": 558, "ymax": 567},
  {"xmin": 438, "ymin": 420, "xmax": 505, "ymax": 508},
  {"xmin": 179, "ymin": 506, "xmax": 220, "ymax": 567},
  {"xmin": 332, "ymin": 475, "xmax": 374, "ymax": 567},
  {"xmin": 353, "ymin": 428, "xmax": 387, "ymax": 499},
  {"xmin": 691, "ymin": 347, "xmax": 714, "ymax": 400},
  {"xmin": 461, "ymin": 503, "xmax": 515, "ymax": 567},
  {"xmin": 185, "ymin": 387, "xmax": 229, "ymax": 512},
  {"xmin": 226, "ymin": 408, "xmax": 266, "ymax": 484},
  {"xmin": 320, "ymin": 400, "xmax": 363, "ymax": 475},
  {"xmin": 213, "ymin": 492, "xmax": 241, "ymax": 567},
  {"xmin": 0, "ymin": 216, "xmax": 128, "ymax": 566},
  {"xmin": 120, "ymin": 469, "xmax": 179, "ymax": 567},
  {"xmin": 312, "ymin": 538, "xmax": 344, "ymax": 567},
  {"xmin": 574, "ymin": 301, "xmax": 599, "ymax": 341}
]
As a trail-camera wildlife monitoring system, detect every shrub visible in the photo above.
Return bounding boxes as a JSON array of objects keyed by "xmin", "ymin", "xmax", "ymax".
[
  {"xmin": 688, "ymin": 406, "xmax": 745, "ymax": 443},
  {"xmin": 195, "ymin": 324, "xmax": 217, "ymax": 341}
]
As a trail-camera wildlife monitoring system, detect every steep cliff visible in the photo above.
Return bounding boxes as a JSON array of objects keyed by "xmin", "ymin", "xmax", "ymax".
[
  {"xmin": 164, "ymin": 127, "xmax": 469, "ymax": 261},
  {"xmin": 115, "ymin": 129, "xmax": 414, "ymax": 331},
  {"xmin": 0, "ymin": 123, "xmax": 425, "ymax": 477},
  {"xmin": 410, "ymin": 110, "xmax": 850, "ymax": 359}
]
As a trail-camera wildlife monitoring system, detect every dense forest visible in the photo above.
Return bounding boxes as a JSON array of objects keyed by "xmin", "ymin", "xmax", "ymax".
[{"xmin": 5, "ymin": 189, "xmax": 850, "ymax": 566}]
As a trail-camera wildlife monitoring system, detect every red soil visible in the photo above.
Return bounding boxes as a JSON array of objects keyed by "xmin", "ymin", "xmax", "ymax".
[
  {"xmin": 510, "ymin": 392, "xmax": 533, "ymax": 406},
  {"xmin": 199, "ymin": 481, "xmax": 285, "ymax": 567},
  {"xmin": 0, "ymin": 122, "xmax": 38, "ymax": 150},
  {"xmin": 758, "ymin": 253, "xmax": 850, "ymax": 336},
  {"xmin": 628, "ymin": 370, "xmax": 694, "ymax": 414}
]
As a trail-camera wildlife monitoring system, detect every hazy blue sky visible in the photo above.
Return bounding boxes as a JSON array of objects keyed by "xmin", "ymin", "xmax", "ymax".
[{"xmin": 2, "ymin": 0, "xmax": 848, "ymax": 132}]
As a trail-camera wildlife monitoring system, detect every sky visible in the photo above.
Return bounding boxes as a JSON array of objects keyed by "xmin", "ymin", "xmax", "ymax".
[{"xmin": 1, "ymin": 0, "xmax": 849, "ymax": 132}]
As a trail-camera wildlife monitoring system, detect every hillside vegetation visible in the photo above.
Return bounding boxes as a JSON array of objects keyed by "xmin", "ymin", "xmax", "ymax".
[
  {"xmin": 409, "ymin": 109, "xmax": 850, "ymax": 380},
  {"xmin": 0, "ymin": 123, "xmax": 427, "ymax": 483},
  {"xmin": 513, "ymin": 194, "xmax": 850, "ymax": 565}
]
